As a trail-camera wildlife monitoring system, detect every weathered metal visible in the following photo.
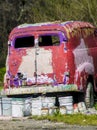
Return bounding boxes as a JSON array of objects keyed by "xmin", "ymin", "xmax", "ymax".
[{"xmin": 3, "ymin": 21, "xmax": 97, "ymax": 95}]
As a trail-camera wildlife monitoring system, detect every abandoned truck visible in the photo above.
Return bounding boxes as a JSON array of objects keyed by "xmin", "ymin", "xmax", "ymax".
[{"xmin": 3, "ymin": 21, "xmax": 97, "ymax": 107}]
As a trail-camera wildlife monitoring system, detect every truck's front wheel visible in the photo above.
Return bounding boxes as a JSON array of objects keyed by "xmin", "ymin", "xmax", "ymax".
[{"xmin": 85, "ymin": 82, "xmax": 94, "ymax": 108}]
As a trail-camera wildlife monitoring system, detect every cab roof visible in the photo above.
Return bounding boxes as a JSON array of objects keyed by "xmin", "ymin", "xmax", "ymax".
[{"xmin": 9, "ymin": 21, "xmax": 94, "ymax": 40}]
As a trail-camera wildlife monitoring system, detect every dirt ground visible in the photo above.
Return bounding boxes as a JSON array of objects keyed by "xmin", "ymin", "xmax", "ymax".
[{"xmin": 0, "ymin": 117, "xmax": 97, "ymax": 130}]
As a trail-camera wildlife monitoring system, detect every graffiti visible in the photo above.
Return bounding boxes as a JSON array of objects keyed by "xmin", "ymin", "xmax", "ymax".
[
  {"xmin": 73, "ymin": 38, "xmax": 94, "ymax": 89},
  {"xmin": 73, "ymin": 38, "xmax": 94, "ymax": 71}
]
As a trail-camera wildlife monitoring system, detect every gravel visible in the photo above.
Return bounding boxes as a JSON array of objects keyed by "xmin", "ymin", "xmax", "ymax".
[{"xmin": 0, "ymin": 117, "xmax": 97, "ymax": 130}]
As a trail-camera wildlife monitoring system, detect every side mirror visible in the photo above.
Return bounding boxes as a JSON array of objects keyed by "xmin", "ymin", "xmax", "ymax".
[
  {"xmin": 94, "ymin": 29, "xmax": 97, "ymax": 37},
  {"xmin": 8, "ymin": 41, "xmax": 11, "ymax": 46}
]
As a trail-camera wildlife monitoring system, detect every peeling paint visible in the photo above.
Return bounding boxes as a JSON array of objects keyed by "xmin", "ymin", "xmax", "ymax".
[{"xmin": 4, "ymin": 21, "xmax": 97, "ymax": 93}]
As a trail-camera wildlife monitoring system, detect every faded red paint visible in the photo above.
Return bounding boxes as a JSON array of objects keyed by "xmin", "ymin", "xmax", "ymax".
[
  {"xmin": 9, "ymin": 47, "xmax": 27, "ymax": 76},
  {"xmin": 4, "ymin": 21, "xmax": 97, "ymax": 93}
]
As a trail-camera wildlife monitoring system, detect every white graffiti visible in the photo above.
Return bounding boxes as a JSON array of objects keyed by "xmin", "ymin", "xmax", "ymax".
[{"xmin": 73, "ymin": 38, "xmax": 94, "ymax": 74}]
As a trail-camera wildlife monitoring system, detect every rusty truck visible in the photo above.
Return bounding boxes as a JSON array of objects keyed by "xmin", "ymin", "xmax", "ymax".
[{"xmin": 3, "ymin": 21, "xmax": 97, "ymax": 107}]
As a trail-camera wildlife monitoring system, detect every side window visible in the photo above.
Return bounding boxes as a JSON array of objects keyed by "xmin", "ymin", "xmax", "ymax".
[
  {"xmin": 14, "ymin": 36, "xmax": 34, "ymax": 48},
  {"xmin": 39, "ymin": 35, "xmax": 60, "ymax": 47}
]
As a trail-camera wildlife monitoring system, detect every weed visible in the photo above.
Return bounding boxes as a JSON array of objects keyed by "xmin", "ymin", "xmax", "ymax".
[
  {"xmin": 94, "ymin": 103, "xmax": 97, "ymax": 110},
  {"xmin": 31, "ymin": 113, "xmax": 97, "ymax": 126}
]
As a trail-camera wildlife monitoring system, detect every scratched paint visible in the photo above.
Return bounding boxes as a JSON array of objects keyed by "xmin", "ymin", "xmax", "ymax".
[
  {"xmin": 18, "ymin": 47, "xmax": 53, "ymax": 84},
  {"xmin": 4, "ymin": 21, "xmax": 97, "ymax": 92}
]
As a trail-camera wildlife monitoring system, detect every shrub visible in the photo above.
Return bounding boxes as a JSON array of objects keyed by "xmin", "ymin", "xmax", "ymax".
[{"xmin": 0, "ymin": 67, "xmax": 6, "ymax": 86}]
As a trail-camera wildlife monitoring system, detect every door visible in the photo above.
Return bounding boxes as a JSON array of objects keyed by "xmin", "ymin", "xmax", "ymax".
[
  {"xmin": 35, "ymin": 31, "xmax": 66, "ymax": 85},
  {"xmin": 11, "ymin": 31, "xmax": 67, "ymax": 86}
]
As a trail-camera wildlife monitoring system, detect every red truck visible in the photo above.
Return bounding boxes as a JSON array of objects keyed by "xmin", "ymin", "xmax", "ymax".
[{"xmin": 3, "ymin": 21, "xmax": 97, "ymax": 107}]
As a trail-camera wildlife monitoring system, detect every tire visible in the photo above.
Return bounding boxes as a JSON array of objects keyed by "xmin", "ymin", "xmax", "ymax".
[{"xmin": 85, "ymin": 82, "xmax": 94, "ymax": 108}]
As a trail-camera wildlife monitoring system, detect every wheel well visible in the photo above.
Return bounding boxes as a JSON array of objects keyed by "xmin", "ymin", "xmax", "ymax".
[
  {"xmin": 87, "ymin": 75, "xmax": 94, "ymax": 86},
  {"xmin": 86, "ymin": 75, "xmax": 95, "ymax": 94}
]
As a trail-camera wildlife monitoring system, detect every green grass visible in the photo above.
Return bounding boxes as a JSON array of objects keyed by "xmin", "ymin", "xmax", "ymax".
[
  {"xmin": 0, "ymin": 67, "xmax": 6, "ymax": 90},
  {"xmin": 0, "ymin": 67, "xmax": 6, "ymax": 82},
  {"xmin": 94, "ymin": 103, "xmax": 97, "ymax": 110},
  {"xmin": 0, "ymin": 86, "xmax": 3, "ymax": 91},
  {"xmin": 31, "ymin": 113, "xmax": 97, "ymax": 126}
]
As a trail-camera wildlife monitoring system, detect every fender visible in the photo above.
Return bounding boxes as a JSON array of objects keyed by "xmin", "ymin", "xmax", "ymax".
[{"xmin": 75, "ymin": 62, "xmax": 94, "ymax": 90}]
